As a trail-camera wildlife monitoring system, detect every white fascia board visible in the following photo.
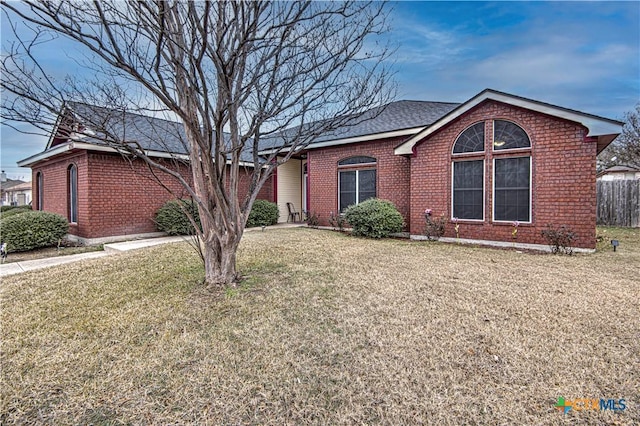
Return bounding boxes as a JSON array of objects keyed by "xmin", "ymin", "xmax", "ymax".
[
  {"xmin": 142, "ymin": 150, "xmax": 190, "ymax": 161},
  {"xmin": 394, "ymin": 90, "xmax": 624, "ymax": 156},
  {"xmin": 258, "ymin": 126, "xmax": 424, "ymax": 155},
  {"xmin": 18, "ymin": 142, "xmax": 258, "ymax": 168}
]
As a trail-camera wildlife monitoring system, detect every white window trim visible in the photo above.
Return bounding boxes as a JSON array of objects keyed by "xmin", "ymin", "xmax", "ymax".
[
  {"xmin": 492, "ymin": 156, "xmax": 532, "ymax": 224},
  {"xmin": 451, "ymin": 159, "xmax": 485, "ymax": 222}
]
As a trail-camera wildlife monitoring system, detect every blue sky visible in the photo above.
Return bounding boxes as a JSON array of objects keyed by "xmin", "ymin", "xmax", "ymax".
[{"xmin": 1, "ymin": 1, "xmax": 639, "ymax": 180}]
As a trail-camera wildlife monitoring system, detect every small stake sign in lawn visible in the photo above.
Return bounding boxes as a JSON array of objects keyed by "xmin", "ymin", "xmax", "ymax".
[{"xmin": 1, "ymin": 227, "xmax": 638, "ymax": 424}]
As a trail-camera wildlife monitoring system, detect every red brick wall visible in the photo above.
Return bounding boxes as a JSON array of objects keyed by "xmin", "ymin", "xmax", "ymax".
[
  {"xmin": 409, "ymin": 100, "xmax": 598, "ymax": 249},
  {"xmin": 32, "ymin": 151, "xmax": 273, "ymax": 239},
  {"xmin": 31, "ymin": 151, "xmax": 89, "ymax": 237},
  {"xmin": 308, "ymin": 137, "xmax": 411, "ymax": 228}
]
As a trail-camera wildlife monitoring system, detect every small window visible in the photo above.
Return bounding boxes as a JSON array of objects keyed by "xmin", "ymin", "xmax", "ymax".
[
  {"xmin": 338, "ymin": 156, "xmax": 377, "ymax": 166},
  {"xmin": 493, "ymin": 120, "xmax": 530, "ymax": 150},
  {"xmin": 36, "ymin": 172, "xmax": 44, "ymax": 210},
  {"xmin": 494, "ymin": 157, "xmax": 531, "ymax": 222},
  {"xmin": 453, "ymin": 122, "xmax": 485, "ymax": 154},
  {"xmin": 452, "ymin": 160, "xmax": 484, "ymax": 220},
  {"xmin": 68, "ymin": 164, "xmax": 78, "ymax": 223},
  {"xmin": 339, "ymin": 169, "xmax": 376, "ymax": 212},
  {"xmin": 337, "ymin": 156, "xmax": 377, "ymax": 212}
]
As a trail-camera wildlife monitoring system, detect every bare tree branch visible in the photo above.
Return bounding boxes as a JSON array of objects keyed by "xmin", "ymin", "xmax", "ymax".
[{"xmin": 1, "ymin": 0, "xmax": 395, "ymax": 288}]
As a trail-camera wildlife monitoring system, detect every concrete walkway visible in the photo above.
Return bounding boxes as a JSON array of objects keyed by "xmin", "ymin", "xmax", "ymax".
[{"xmin": 0, "ymin": 223, "xmax": 305, "ymax": 278}]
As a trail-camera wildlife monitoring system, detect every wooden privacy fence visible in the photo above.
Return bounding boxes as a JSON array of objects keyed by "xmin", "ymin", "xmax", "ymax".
[{"xmin": 596, "ymin": 180, "xmax": 640, "ymax": 227}]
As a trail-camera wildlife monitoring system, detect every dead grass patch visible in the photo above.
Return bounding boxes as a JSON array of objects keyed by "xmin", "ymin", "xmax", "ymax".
[{"xmin": 1, "ymin": 227, "xmax": 638, "ymax": 424}]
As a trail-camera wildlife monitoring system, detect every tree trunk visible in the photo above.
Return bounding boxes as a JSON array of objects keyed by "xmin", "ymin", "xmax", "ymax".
[{"xmin": 201, "ymin": 232, "xmax": 240, "ymax": 289}]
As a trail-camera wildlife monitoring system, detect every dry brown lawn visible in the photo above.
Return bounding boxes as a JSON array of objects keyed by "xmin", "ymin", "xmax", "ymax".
[{"xmin": 1, "ymin": 227, "xmax": 638, "ymax": 425}]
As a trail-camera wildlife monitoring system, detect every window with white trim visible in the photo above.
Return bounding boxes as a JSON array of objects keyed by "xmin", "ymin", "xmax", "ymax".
[
  {"xmin": 492, "ymin": 120, "xmax": 531, "ymax": 222},
  {"xmin": 68, "ymin": 164, "xmax": 78, "ymax": 223},
  {"xmin": 493, "ymin": 156, "xmax": 531, "ymax": 222},
  {"xmin": 452, "ymin": 123, "xmax": 485, "ymax": 220},
  {"xmin": 452, "ymin": 160, "xmax": 484, "ymax": 220},
  {"xmin": 338, "ymin": 156, "xmax": 376, "ymax": 212},
  {"xmin": 493, "ymin": 119, "xmax": 531, "ymax": 150}
]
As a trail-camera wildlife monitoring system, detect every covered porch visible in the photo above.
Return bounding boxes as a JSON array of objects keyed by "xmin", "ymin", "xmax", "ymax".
[{"xmin": 274, "ymin": 157, "xmax": 308, "ymax": 223}]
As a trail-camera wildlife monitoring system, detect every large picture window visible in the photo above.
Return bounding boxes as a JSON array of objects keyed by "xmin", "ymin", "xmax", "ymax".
[
  {"xmin": 338, "ymin": 156, "xmax": 376, "ymax": 212},
  {"xmin": 68, "ymin": 164, "xmax": 78, "ymax": 223},
  {"xmin": 494, "ymin": 157, "xmax": 531, "ymax": 222},
  {"xmin": 452, "ymin": 160, "xmax": 484, "ymax": 220}
]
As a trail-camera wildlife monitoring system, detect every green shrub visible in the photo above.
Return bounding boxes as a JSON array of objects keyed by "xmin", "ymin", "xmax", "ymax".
[
  {"xmin": 1, "ymin": 211, "xmax": 68, "ymax": 252},
  {"xmin": 1, "ymin": 205, "xmax": 32, "ymax": 212},
  {"xmin": 155, "ymin": 199, "xmax": 201, "ymax": 235},
  {"xmin": 0, "ymin": 208, "xmax": 31, "ymax": 219},
  {"xmin": 246, "ymin": 200, "xmax": 279, "ymax": 228},
  {"xmin": 343, "ymin": 198, "xmax": 404, "ymax": 238}
]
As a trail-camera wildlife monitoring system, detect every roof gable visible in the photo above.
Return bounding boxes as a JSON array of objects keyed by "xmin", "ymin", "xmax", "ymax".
[{"xmin": 394, "ymin": 89, "xmax": 624, "ymax": 155}]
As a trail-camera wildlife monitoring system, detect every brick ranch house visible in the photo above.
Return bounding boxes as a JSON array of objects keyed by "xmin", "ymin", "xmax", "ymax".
[{"xmin": 20, "ymin": 89, "xmax": 622, "ymax": 250}]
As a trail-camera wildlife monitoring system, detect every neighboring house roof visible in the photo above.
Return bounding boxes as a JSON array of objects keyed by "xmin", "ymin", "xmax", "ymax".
[
  {"xmin": 597, "ymin": 165, "xmax": 640, "ymax": 177},
  {"xmin": 5, "ymin": 181, "xmax": 32, "ymax": 192},
  {"xmin": 0, "ymin": 179, "xmax": 26, "ymax": 192},
  {"xmin": 394, "ymin": 89, "xmax": 624, "ymax": 155}
]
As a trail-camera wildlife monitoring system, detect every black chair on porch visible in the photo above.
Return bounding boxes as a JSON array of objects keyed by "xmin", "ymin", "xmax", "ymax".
[{"xmin": 287, "ymin": 202, "xmax": 301, "ymax": 222}]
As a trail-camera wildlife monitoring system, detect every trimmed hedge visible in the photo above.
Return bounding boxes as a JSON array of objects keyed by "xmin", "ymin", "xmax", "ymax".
[
  {"xmin": 0, "ymin": 211, "xmax": 68, "ymax": 252},
  {"xmin": 155, "ymin": 199, "xmax": 201, "ymax": 236},
  {"xmin": 0, "ymin": 208, "xmax": 31, "ymax": 219},
  {"xmin": 343, "ymin": 198, "xmax": 404, "ymax": 238},
  {"xmin": 1, "ymin": 205, "xmax": 32, "ymax": 212},
  {"xmin": 247, "ymin": 200, "xmax": 279, "ymax": 228}
]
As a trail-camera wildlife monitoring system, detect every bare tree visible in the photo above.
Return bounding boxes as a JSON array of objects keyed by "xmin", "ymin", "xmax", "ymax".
[
  {"xmin": 598, "ymin": 103, "xmax": 640, "ymax": 170},
  {"xmin": 1, "ymin": 1, "xmax": 394, "ymax": 288}
]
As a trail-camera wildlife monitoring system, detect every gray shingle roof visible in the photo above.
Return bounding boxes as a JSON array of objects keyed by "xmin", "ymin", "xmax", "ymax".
[
  {"xmin": 66, "ymin": 102, "xmax": 190, "ymax": 154},
  {"xmin": 258, "ymin": 100, "xmax": 460, "ymax": 150},
  {"xmin": 315, "ymin": 100, "xmax": 460, "ymax": 141},
  {"xmin": 62, "ymin": 99, "xmax": 460, "ymax": 159}
]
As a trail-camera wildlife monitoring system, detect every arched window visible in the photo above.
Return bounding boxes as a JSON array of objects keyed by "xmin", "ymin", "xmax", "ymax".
[
  {"xmin": 452, "ymin": 123, "xmax": 485, "ymax": 220},
  {"xmin": 492, "ymin": 121, "xmax": 531, "ymax": 222},
  {"xmin": 453, "ymin": 122, "xmax": 485, "ymax": 154},
  {"xmin": 35, "ymin": 172, "xmax": 44, "ymax": 211},
  {"xmin": 68, "ymin": 164, "xmax": 78, "ymax": 223},
  {"xmin": 338, "ymin": 156, "xmax": 376, "ymax": 212},
  {"xmin": 338, "ymin": 156, "xmax": 376, "ymax": 166},
  {"xmin": 493, "ymin": 120, "xmax": 531, "ymax": 150}
]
